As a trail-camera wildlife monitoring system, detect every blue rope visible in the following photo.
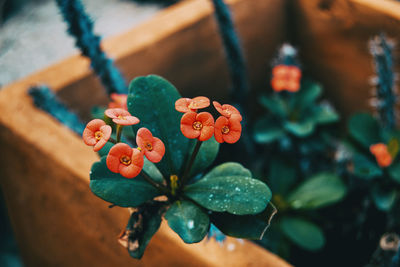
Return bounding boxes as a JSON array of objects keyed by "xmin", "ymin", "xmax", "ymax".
[
  {"xmin": 29, "ymin": 86, "xmax": 85, "ymax": 135},
  {"xmin": 370, "ymin": 34, "xmax": 397, "ymax": 130},
  {"xmin": 55, "ymin": 0, "xmax": 128, "ymax": 95},
  {"xmin": 211, "ymin": 0, "xmax": 248, "ymax": 108}
]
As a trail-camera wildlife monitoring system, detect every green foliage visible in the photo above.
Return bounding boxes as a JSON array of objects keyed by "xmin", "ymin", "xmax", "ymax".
[
  {"xmin": 189, "ymin": 137, "xmax": 220, "ymax": 177},
  {"xmin": 90, "ymin": 157, "xmax": 160, "ymax": 207},
  {"xmin": 287, "ymin": 173, "xmax": 347, "ymax": 210},
  {"xmin": 348, "ymin": 113, "xmax": 380, "ymax": 148},
  {"xmin": 210, "ymin": 203, "xmax": 277, "ymax": 239},
  {"xmin": 185, "ymin": 174, "xmax": 272, "ymax": 215},
  {"xmin": 352, "ymin": 154, "xmax": 382, "ymax": 179},
  {"xmin": 280, "ymin": 217, "xmax": 325, "ymax": 251},
  {"xmin": 127, "ymin": 75, "xmax": 189, "ymax": 177},
  {"xmin": 268, "ymin": 158, "xmax": 296, "ymax": 195},
  {"xmin": 371, "ymin": 185, "xmax": 397, "ymax": 212},
  {"xmin": 388, "ymin": 162, "xmax": 400, "ymax": 183},
  {"xmin": 165, "ymin": 200, "xmax": 210, "ymax": 243},
  {"xmin": 254, "ymin": 79, "xmax": 339, "ymax": 142}
]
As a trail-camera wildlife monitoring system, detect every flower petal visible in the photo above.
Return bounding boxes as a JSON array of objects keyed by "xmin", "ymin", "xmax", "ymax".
[
  {"xmin": 100, "ymin": 125, "xmax": 112, "ymax": 141},
  {"xmin": 136, "ymin": 127, "xmax": 154, "ymax": 149},
  {"xmin": 105, "ymin": 108, "xmax": 132, "ymax": 119},
  {"xmin": 189, "ymin": 96, "xmax": 210, "ymax": 110},
  {"xmin": 106, "ymin": 154, "xmax": 121, "ymax": 173},
  {"xmin": 108, "ymin": 143, "xmax": 133, "ymax": 158},
  {"xmin": 175, "ymin": 98, "xmax": 192, "ymax": 113},
  {"xmin": 199, "ymin": 125, "xmax": 214, "ymax": 141},
  {"xmin": 113, "ymin": 116, "xmax": 140, "ymax": 126},
  {"xmin": 145, "ymin": 137, "xmax": 165, "ymax": 163},
  {"xmin": 94, "ymin": 138, "xmax": 108, "ymax": 152},
  {"xmin": 214, "ymin": 116, "xmax": 228, "ymax": 143},
  {"xmin": 197, "ymin": 112, "xmax": 214, "ymax": 127},
  {"xmin": 119, "ymin": 149, "xmax": 144, "ymax": 178},
  {"xmin": 82, "ymin": 128, "xmax": 96, "ymax": 146}
]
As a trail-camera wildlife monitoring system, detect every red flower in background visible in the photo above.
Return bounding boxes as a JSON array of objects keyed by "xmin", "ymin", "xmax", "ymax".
[
  {"xmin": 175, "ymin": 96, "xmax": 210, "ymax": 113},
  {"xmin": 108, "ymin": 94, "xmax": 128, "ymax": 110},
  {"xmin": 370, "ymin": 143, "xmax": 393, "ymax": 168},
  {"xmin": 214, "ymin": 116, "xmax": 242, "ymax": 144},
  {"xmin": 106, "ymin": 143, "xmax": 144, "ymax": 178},
  {"xmin": 105, "ymin": 108, "xmax": 140, "ymax": 126},
  {"xmin": 180, "ymin": 112, "xmax": 214, "ymax": 141},
  {"xmin": 82, "ymin": 119, "xmax": 112, "ymax": 152},
  {"xmin": 213, "ymin": 101, "xmax": 242, "ymax": 121},
  {"xmin": 136, "ymin": 128, "xmax": 165, "ymax": 163},
  {"xmin": 271, "ymin": 65, "xmax": 301, "ymax": 93}
]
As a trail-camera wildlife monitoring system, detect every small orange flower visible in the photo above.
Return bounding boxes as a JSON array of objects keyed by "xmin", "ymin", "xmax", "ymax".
[
  {"xmin": 108, "ymin": 93, "xmax": 128, "ymax": 110},
  {"xmin": 136, "ymin": 128, "xmax": 166, "ymax": 163},
  {"xmin": 105, "ymin": 108, "xmax": 140, "ymax": 126},
  {"xmin": 214, "ymin": 116, "xmax": 242, "ymax": 144},
  {"xmin": 82, "ymin": 119, "xmax": 112, "ymax": 152},
  {"xmin": 370, "ymin": 143, "xmax": 393, "ymax": 168},
  {"xmin": 106, "ymin": 143, "xmax": 144, "ymax": 178},
  {"xmin": 180, "ymin": 112, "xmax": 214, "ymax": 141},
  {"xmin": 213, "ymin": 101, "xmax": 242, "ymax": 121},
  {"xmin": 271, "ymin": 65, "xmax": 301, "ymax": 93},
  {"xmin": 175, "ymin": 96, "xmax": 210, "ymax": 113}
]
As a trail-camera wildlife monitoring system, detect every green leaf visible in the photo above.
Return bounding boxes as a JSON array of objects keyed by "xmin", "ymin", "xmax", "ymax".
[
  {"xmin": 90, "ymin": 157, "xmax": 160, "ymax": 207},
  {"xmin": 259, "ymin": 94, "xmax": 287, "ymax": 117},
  {"xmin": 313, "ymin": 105, "xmax": 339, "ymax": 124},
  {"xmin": 295, "ymin": 81, "xmax": 322, "ymax": 111},
  {"xmin": 287, "ymin": 172, "xmax": 347, "ymax": 210},
  {"xmin": 253, "ymin": 117, "xmax": 285, "ymax": 144},
  {"xmin": 284, "ymin": 120, "xmax": 315, "ymax": 137},
  {"xmin": 280, "ymin": 217, "xmax": 325, "ymax": 251},
  {"xmin": 388, "ymin": 162, "xmax": 400, "ymax": 183},
  {"xmin": 371, "ymin": 185, "xmax": 397, "ymax": 212},
  {"xmin": 165, "ymin": 200, "xmax": 210, "ymax": 243},
  {"xmin": 185, "ymin": 175, "xmax": 272, "ymax": 215},
  {"xmin": 202, "ymin": 162, "xmax": 251, "ymax": 180},
  {"xmin": 210, "ymin": 202, "xmax": 277, "ymax": 240},
  {"xmin": 189, "ymin": 137, "xmax": 220, "ymax": 177},
  {"xmin": 268, "ymin": 158, "xmax": 296, "ymax": 195},
  {"xmin": 348, "ymin": 113, "xmax": 380, "ymax": 148},
  {"xmin": 97, "ymin": 141, "xmax": 114, "ymax": 157},
  {"xmin": 353, "ymin": 153, "xmax": 382, "ymax": 179},
  {"xmin": 123, "ymin": 202, "xmax": 163, "ymax": 259},
  {"xmin": 127, "ymin": 75, "xmax": 189, "ymax": 177}
]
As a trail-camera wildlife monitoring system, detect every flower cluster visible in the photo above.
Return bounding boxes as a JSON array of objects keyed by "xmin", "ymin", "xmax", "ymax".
[
  {"xmin": 271, "ymin": 65, "xmax": 301, "ymax": 93},
  {"xmin": 370, "ymin": 143, "xmax": 392, "ymax": 168},
  {"xmin": 83, "ymin": 105, "xmax": 165, "ymax": 178},
  {"xmin": 175, "ymin": 97, "xmax": 242, "ymax": 144}
]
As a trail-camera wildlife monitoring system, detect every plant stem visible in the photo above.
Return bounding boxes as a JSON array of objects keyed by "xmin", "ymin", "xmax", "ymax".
[
  {"xmin": 116, "ymin": 125, "xmax": 123, "ymax": 143},
  {"xmin": 108, "ymin": 137, "xmax": 117, "ymax": 144},
  {"xmin": 180, "ymin": 140, "xmax": 202, "ymax": 188},
  {"xmin": 141, "ymin": 170, "xmax": 170, "ymax": 195}
]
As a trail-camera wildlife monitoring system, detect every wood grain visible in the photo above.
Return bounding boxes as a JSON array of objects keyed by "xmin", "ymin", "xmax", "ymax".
[{"xmin": 0, "ymin": 0, "xmax": 290, "ymax": 266}]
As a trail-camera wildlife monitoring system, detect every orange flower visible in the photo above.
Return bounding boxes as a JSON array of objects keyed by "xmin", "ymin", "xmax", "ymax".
[
  {"xmin": 175, "ymin": 96, "xmax": 210, "ymax": 113},
  {"xmin": 271, "ymin": 65, "xmax": 301, "ymax": 93},
  {"xmin": 214, "ymin": 116, "xmax": 242, "ymax": 144},
  {"xmin": 106, "ymin": 143, "xmax": 144, "ymax": 178},
  {"xmin": 105, "ymin": 108, "xmax": 140, "ymax": 126},
  {"xmin": 213, "ymin": 101, "xmax": 242, "ymax": 121},
  {"xmin": 180, "ymin": 112, "xmax": 214, "ymax": 141},
  {"xmin": 108, "ymin": 93, "xmax": 128, "ymax": 110},
  {"xmin": 82, "ymin": 119, "xmax": 112, "ymax": 152},
  {"xmin": 136, "ymin": 128, "xmax": 165, "ymax": 163},
  {"xmin": 370, "ymin": 143, "xmax": 393, "ymax": 168}
]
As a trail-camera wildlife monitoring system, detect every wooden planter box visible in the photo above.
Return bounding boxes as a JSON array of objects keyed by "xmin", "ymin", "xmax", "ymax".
[{"xmin": 1, "ymin": 0, "xmax": 400, "ymax": 266}]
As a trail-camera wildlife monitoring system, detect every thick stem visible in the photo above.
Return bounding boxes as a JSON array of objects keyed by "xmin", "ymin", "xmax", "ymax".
[
  {"xmin": 108, "ymin": 137, "xmax": 117, "ymax": 144},
  {"xmin": 141, "ymin": 170, "xmax": 170, "ymax": 195},
  {"xmin": 180, "ymin": 140, "xmax": 202, "ymax": 188},
  {"xmin": 116, "ymin": 124, "xmax": 123, "ymax": 143}
]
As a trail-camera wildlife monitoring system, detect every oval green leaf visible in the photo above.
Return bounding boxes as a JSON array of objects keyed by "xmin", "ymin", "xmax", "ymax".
[
  {"xmin": 127, "ymin": 75, "xmax": 189, "ymax": 177},
  {"xmin": 254, "ymin": 117, "xmax": 285, "ymax": 144},
  {"xmin": 280, "ymin": 217, "xmax": 325, "ymax": 251},
  {"xmin": 348, "ymin": 113, "xmax": 380, "ymax": 148},
  {"xmin": 165, "ymin": 200, "xmax": 210, "ymax": 244},
  {"xmin": 287, "ymin": 172, "xmax": 347, "ymax": 210},
  {"xmin": 202, "ymin": 162, "xmax": 251, "ymax": 180},
  {"xmin": 185, "ymin": 175, "xmax": 272, "ymax": 215}
]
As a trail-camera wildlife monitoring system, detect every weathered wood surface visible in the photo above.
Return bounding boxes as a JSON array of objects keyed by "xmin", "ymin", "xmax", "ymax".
[
  {"xmin": 0, "ymin": 0, "xmax": 290, "ymax": 266},
  {"xmin": 292, "ymin": 0, "xmax": 400, "ymax": 121}
]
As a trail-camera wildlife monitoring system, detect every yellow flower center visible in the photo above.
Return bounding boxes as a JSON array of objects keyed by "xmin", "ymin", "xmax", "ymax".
[
  {"xmin": 117, "ymin": 115, "xmax": 125, "ymax": 120},
  {"xmin": 120, "ymin": 155, "xmax": 131, "ymax": 166},
  {"xmin": 145, "ymin": 142, "xmax": 153, "ymax": 151},
  {"xmin": 94, "ymin": 131, "xmax": 103, "ymax": 140},
  {"xmin": 222, "ymin": 126, "xmax": 230, "ymax": 134},
  {"xmin": 192, "ymin": 121, "xmax": 203, "ymax": 130}
]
